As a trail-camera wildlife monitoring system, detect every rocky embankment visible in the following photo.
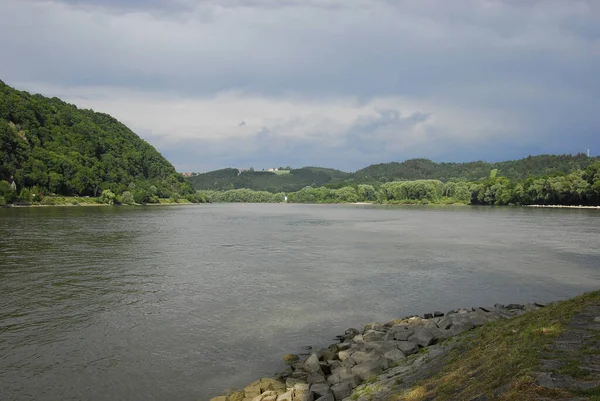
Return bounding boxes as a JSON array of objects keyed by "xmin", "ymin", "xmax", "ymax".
[{"xmin": 209, "ymin": 302, "xmax": 545, "ymax": 401}]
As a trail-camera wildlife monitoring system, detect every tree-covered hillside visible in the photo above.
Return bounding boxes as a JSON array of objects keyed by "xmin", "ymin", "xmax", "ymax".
[
  {"xmin": 188, "ymin": 166, "xmax": 351, "ymax": 193},
  {"xmin": 354, "ymin": 154, "xmax": 598, "ymax": 183},
  {"xmin": 187, "ymin": 154, "xmax": 599, "ymax": 193},
  {"xmin": 0, "ymin": 80, "xmax": 194, "ymax": 202}
]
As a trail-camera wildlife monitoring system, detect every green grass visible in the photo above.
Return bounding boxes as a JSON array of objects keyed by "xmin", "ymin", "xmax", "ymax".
[{"xmin": 394, "ymin": 290, "xmax": 600, "ymax": 401}]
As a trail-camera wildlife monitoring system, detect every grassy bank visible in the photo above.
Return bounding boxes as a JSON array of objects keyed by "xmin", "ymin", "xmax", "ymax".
[
  {"xmin": 398, "ymin": 290, "xmax": 600, "ymax": 400},
  {"xmin": 3, "ymin": 196, "xmax": 195, "ymax": 207}
]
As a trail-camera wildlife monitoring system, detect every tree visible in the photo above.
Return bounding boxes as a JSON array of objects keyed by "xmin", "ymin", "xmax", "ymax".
[
  {"xmin": 100, "ymin": 189, "xmax": 116, "ymax": 205},
  {"xmin": 120, "ymin": 191, "xmax": 134, "ymax": 204}
]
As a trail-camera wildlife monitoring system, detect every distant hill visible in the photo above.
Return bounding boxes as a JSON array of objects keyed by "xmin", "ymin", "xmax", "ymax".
[
  {"xmin": 354, "ymin": 154, "xmax": 599, "ymax": 183},
  {"xmin": 188, "ymin": 166, "xmax": 352, "ymax": 193},
  {"xmin": 188, "ymin": 154, "xmax": 599, "ymax": 192},
  {"xmin": 0, "ymin": 80, "xmax": 193, "ymax": 199}
]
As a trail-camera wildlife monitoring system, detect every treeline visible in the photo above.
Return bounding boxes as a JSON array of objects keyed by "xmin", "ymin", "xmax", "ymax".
[
  {"xmin": 187, "ymin": 154, "xmax": 599, "ymax": 193},
  {"xmin": 191, "ymin": 162, "xmax": 600, "ymax": 206},
  {"xmin": 188, "ymin": 166, "xmax": 351, "ymax": 193},
  {"xmin": 0, "ymin": 80, "xmax": 194, "ymax": 204}
]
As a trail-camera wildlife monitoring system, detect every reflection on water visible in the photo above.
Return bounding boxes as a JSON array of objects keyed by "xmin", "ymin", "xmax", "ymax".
[{"xmin": 1, "ymin": 204, "xmax": 599, "ymax": 401}]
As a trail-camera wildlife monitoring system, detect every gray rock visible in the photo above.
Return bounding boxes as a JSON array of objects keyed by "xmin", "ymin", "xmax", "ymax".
[
  {"xmin": 328, "ymin": 360, "xmax": 342, "ymax": 371},
  {"xmin": 310, "ymin": 383, "xmax": 332, "ymax": 397},
  {"xmin": 336, "ymin": 343, "xmax": 351, "ymax": 351},
  {"xmin": 330, "ymin": 382, "xmax": 354, "ymax": 401},
  {"xmin": 397, "ymin": 341, "xmax": 418, "ymax": 356},
  {"xmin": 407, "ymin": 317, "xmax": 424, "ymax": 327},
  {"xmin": 304, "ymin": 354, "xmax": 324, "ymax": 375},
  {"xmin": 363, "ymin": 322, "xmax": 384, "ymax": 332},
  {"xmin": 436, "ymin": 317, "xmax": 452, "ymax": 330},
  {"xmin": 349, "ymin": 350, "xmax": 379, "ymax": 365},
  {"xmin": 506, "ymin": 303, "xmax": 524, "ymax": 310},
  {"xmin": 344, "ymin": 328, "xmax": 359, "ymax": 340},
  {"xmin": 433, "ymin": 311, "xmax": 444, "ymax": 317},
  {"xmin": 338, "ymin": 349, "xmax": 353, "ymax": 362},
  {"xmin": 383, "ymin": 349, "xmax": 406, "ymax": 363},
  {"xmin": 351, "ymin": 359, "xmax": 385, "ymax": 381},
  {"xmin": 408, "ymin": 327, "xmax": 438, "ymax": 347},
  {"xmin": 393, "ymin": 327, "xmax": 414, "ymax": 341},
  {"xmin": 314, "ymin": 394, "xmax": 334, "ymax": 401},
  {"xmin": 307, "ymin": 373, "xmax": 327, "ymax": 384},
  {"xmin": 286, "ymin": 377, "xmax": 306, "ymax": 387},
  {"xmin": 424, "ymin": 313, "xmax": 433, "ymax": 319},
  {"xmin": 340, "ymin": 357, "xmax": 356, "ymax": 368},
  {"xmin": 327, "ymin": 367, "xmax": 359, "ymax": 386},
  {"xmin": 363, "ymin": 341, "xmax": 392, "ymax": 351},
  {"xmin": 449, "ymin": 319, "xmax": 475, "ymax": 336},
  {"xmin": 362, "ymin": 330, "xmax": 386, "ymax": 342}
]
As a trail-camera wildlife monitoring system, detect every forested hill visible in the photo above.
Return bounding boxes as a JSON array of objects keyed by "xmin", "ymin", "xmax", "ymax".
[
  {"xmin": 0, "ymin": 80, "xmax": 193, "ymax": 201},
  {"xmin": 354, "ymin": 154, "xmax": 598, "ymax": 183},
  {"xmin": 188, "ymin": 154, "xmax": 599, "ymax": 192},
  {"xmin": 188, "ymin": 166, "xmax": 351, "ymax": 193}
]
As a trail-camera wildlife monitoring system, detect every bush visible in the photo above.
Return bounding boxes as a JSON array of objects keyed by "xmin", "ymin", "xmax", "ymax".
[
  {"xmin": 100, "ymin": 189, "xmax": 116, "ymax": 205},
  {"xmin": 120, "ymin": 191, "xmax": 134, "ymax": 204}
]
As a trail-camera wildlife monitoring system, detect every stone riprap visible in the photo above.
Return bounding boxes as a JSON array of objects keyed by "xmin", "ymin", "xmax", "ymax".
[{"xmin": 208, "ymin": 303, "xmax": 542, "ymax": 401}]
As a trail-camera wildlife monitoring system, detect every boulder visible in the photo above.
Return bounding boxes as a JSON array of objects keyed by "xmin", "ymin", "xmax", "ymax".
[
  {"xmin": 424, "ymin": 313, "xmax": 433, "ymax": 319},
  {"xmin": 449, "ymin": 320, "xmax": 475, "ymax": 336},
  {"xmin": 244, "ymin": 378, "xmax": 286, "ymax": 398},
  {"xmin": 294, "ymin": 383, "xmax": 313, "ymax": 401},
  {"xmin": 330, "ymin": 382, "xmax": 354, "ymax": 401},
  {"xmin": 286, "ymin": 377, "xmax": 306, "ymax": 388},
  {"xmin": 336, "ymin": 343, "xmax": 351, "ymax": 351},
  {"xmin": 314, "ymin": 394, "xmax": 334, "ymax": 401},
  {"xmin": 384, "ymin": 349, "xmax": 406, "ymax": 363},
  {"xmin": 327, "ymin": 367, "xmax": 359, "ymax": 386},
  {"xmin": 328, "ymin": 360, "xmax": 342, "ymax": 371},
  {"xmin": 363, "ymin": 322, "xmax": 384, "ymax": 332},
  {"xmin": 229, "ymin": 391, "xmax": 245, "ymax": 401},
  {"xmin": 407, "ymin": 317, "xmax": 424, "ymax": 327},
  {"xmin": 433, "ymin": 311, "xmax": 444, "ymax": 317},
  {"xmin": 397, "ymin": 341, "xmax": 418, "ymax": 356},
  {"xmin": 506, "ymin": 303, "xmax": 524, "ymax": 310},
  {"xmin": 349, "ymin": 350, "xmax": 379, "ymax": 365},
  {"xmin": 392, "ymin": 327, "xmax": 414, "ymax": 341},
  {"xmin": 408, "ymin": 327, "xmax": 438, "ymax": 347},
  {"xmin": 340, "ymin": 357, "xmax": 356, "ymax": 368},
  {"xmin": 436, "ymin": 317, "xmax": 452, "ymax": 330},
  {"xmin": 363, "ymin": 341, "xmax": 390, "ymax": 351},
  {"xmin": 337, "ymin": 349, "xmax": 352, "ymax": 361},
  {"xmin": 351, "ymin": 359, "xmax": 385, "ymax": 381},
  {"xmin": 307, "ymin": 373, "xmax": 327, "ymax": 384},
  {"xmin": 362, "ymin": 330, "xmax": 386, "ymax": 342},
  {"xmin": 310, "ymin": 383, "xmax": 332, "ymax": 398},
  {"xmin": 276, "ymin": 390, "xmax": 294, "ymax": 401},
  {"xmin": 304, "ymin": 354, "xmax": 324, "ymax": 375},
  {"xmin": 283, "ymin": 354, "xmax": 300, "ymax": 365},
  {"xmin": 211, "ymin": 397, "xmax": 227, "ymax": 401},
  {"xmin": 344, "ymin": 328, "xmax": 359, "ymax": 340}
]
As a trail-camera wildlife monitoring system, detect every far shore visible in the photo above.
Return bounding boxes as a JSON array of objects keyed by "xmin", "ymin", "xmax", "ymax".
[{"xmin": 525, "ymin": 204, "xmax": 600, "ymax": 210}]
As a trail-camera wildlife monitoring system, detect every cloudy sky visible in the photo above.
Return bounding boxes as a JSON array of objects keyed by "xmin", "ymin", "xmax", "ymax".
[{"xmin": 0, "ymin": 0, "xmax": 598, "ymax": 172}]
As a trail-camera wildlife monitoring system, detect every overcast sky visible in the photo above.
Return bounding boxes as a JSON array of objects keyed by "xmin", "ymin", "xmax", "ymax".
[{"xmin": 1, "ymin": 0, "xmax": 598, "ymax": 172}]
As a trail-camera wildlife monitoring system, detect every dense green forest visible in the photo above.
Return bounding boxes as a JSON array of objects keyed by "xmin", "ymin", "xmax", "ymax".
[
  {"xmin": 197, "ymin": 161, "xmax": 600, "ymax": 206},
  {"xmin": 188, "ymin": 166, "xmax": 351, "ymax": 192},
  {"xmin": 187, "ymin": 154, "xmax": 599, "ymax": 193},
  {"xmin": 0, "ymin": 80, "xmax": 194, "ymax": 204}
]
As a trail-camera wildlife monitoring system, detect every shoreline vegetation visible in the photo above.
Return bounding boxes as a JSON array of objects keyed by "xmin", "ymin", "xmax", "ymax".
[{"xmin": 208, "ymin": 290, "xmax": 600, "ymax": 401}]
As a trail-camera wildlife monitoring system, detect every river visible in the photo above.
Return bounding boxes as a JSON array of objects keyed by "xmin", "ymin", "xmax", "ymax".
[{"xmin": 1, "ymin": 204, "xmax": 599, "ymax": 401}]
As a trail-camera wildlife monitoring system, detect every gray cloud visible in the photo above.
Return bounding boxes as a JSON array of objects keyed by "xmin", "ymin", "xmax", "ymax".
[{"xmin": 1, "ymin": 0, "xmax": 599, "ymax": 170}]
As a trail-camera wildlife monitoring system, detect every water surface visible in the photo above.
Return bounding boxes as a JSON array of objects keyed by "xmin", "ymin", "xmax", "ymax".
[{"xmin": 1, "ymin": 204, "xmax": 599, "ymax": 401}]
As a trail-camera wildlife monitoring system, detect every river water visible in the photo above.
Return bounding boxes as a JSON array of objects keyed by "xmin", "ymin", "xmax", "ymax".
[{"xmin": 1, "ymin": 204, "xmax": 599, "ymax": 401}]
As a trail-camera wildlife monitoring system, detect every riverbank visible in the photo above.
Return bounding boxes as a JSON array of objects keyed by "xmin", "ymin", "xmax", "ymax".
[
  {"xmin": 1, "ymin": 196, "xmax": 194, "ymax": 207},
  {"xmin": 208, "ymin": 290, "xmax": 600, "ymax": 401},
  {"xmin": 525, "ymin": 204, "xmax": 600, "ymax": 210}
]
